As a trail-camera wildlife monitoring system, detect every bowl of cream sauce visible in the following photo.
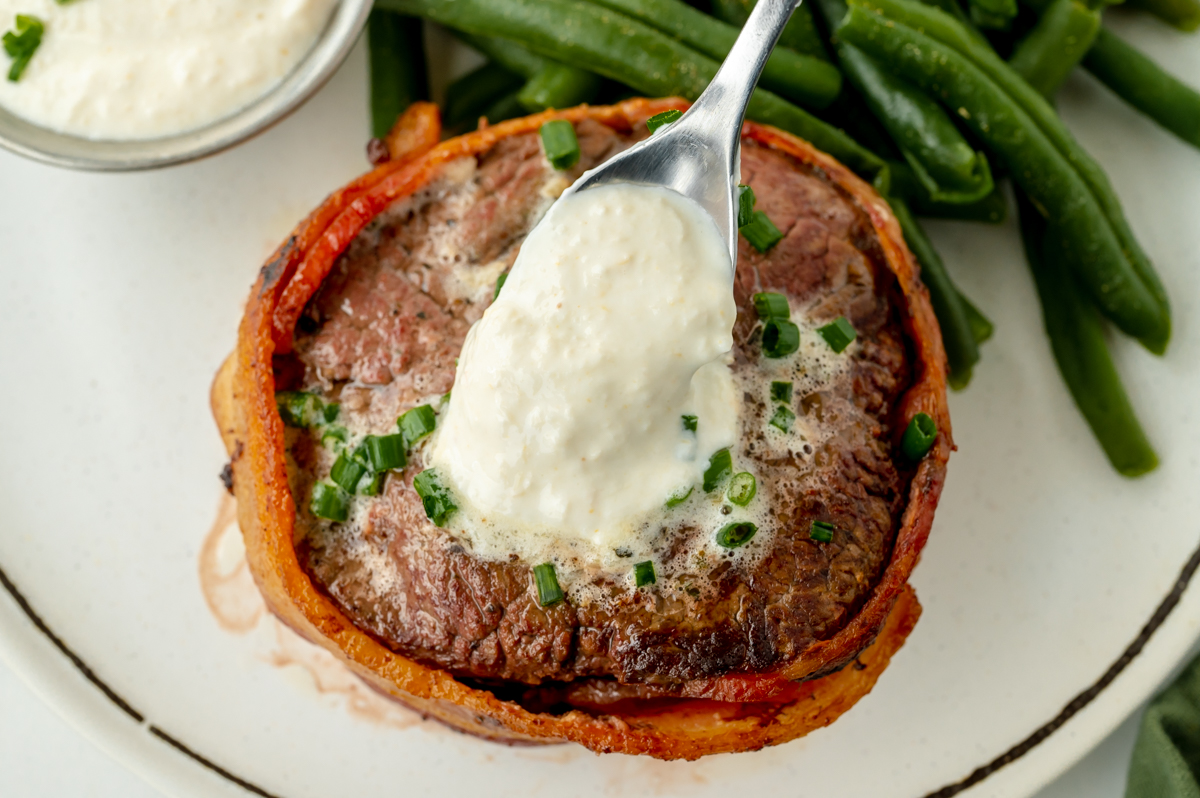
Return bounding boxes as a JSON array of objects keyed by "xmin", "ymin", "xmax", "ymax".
[{"xmin": 0, "ymin": 0, "xmax": 371, "ymax": 170}]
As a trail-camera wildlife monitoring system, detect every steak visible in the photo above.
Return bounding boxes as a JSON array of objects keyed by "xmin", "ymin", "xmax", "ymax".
[{"xmin": 283, "ymin": 118, "xmax": 913, "ymax": 692}]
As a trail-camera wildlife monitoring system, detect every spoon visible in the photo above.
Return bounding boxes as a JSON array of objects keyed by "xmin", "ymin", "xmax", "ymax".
[{"xmin": 560, "ymin": 0, "xmax": 804, "ymax": 264}]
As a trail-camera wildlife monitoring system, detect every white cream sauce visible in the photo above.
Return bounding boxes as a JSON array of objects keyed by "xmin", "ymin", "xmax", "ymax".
[
  {"xmin": 0, "ymin": 0, "xmax": 337, "ymax": 140},
  {"xmin": 430, "ymin": 183, "xmax": 739, "ymax": 561}
]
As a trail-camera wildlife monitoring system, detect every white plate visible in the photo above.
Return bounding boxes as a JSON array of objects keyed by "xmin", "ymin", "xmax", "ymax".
[{"xmin": 2, "ymin": 16, "xmax": 1200, "ymax": 798}]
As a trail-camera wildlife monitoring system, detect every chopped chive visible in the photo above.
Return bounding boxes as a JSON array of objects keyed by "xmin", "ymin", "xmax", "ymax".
[
  {"xmin": 665, "ymin": 485, "xmax": 693, "ymax": 508},
  {"xmin": 810, "ymin": 520, "xmax": 835, "ymax": 543},
  {"xmin": 539, "ymin": 119, "xmax": 580, "ymax": 170},
  {"xmin": 770, "ymin": 381, "xmax": 793, "ymax": 404},
  {"xmin": 321, "ymin": 425, "xmax": 349, "ymax": 448},
  {"xmin": 311, "ymin": 482, "xmax": 350, "ymax": 522},
  {"xmin": 727, "ymin": 472, "xmax": 757, "ymax": 506},
  {"xmin": 716, "ymin": 521, "xmax": 757, "ymax": 549},
  {"xmin": 321, "ymin": 403, "xmax": 341, "ymax": 424},
  {"xmin": 633, "ymin": 560, "xmax": 657, "ymax": 587},
  {"xmin": 752, "ymin": 291, "xmax": 790, "ymax": 320},
  {"xmin": 646, "ymin": 109, "xmax": 683, "ymax": 133},
  {"xmin": 681, "ymin": 414, "xmax": 698, "ymax": 432},
  {"xmin": 494, "ymin": 272, "xmax": 508, "ymax": 301},
  {"xmin": 412, "ymin": 468, "xmax": 457, "ymax": 526},
  {"xmin": 741, "ymin": 210, "xmax": 784, "ymax": 252},
  {"xmin": 276, "ymin": 391, "xmax": 322, "ymax": 428},
  {"xmin": 762, "ymin": 319, "xmax": 801, "ymax": 358},
  {"xmin": 737, "ymin": 184, "xmax": 756, "ymax": 229},
  {"xmin": 364, "ymin": 433, "xmax": 407, "ymax": 472},
  {"xmin": 330, "ymin": 452, "xmax": 368, "ymax": 493},
  {"xmin": 702, "ymin": 448, "xmax": 733, "ymax": 493},
  {"xmin": 769, "ymin": 405, "xmax": 796, "ymax": 432},
  {"xmin": 901, "ymin": 413, "xmax": 938, "ymax": 462},
  {"xmin": 533, "ymin": 562, "xmax": 565, "ymax": 606},
  {"xmin": 817, "ymin": 316, "xmax": 857, "ymax": 353},
  {"xmin": 398, "ymin": 404, "xmax": 437, "ymax": 449},
  {"xmin": 357, "ymin": 470, "xmax": 385, "ymax": 496},
  {"xmin": 3, "ymin": 15, "xmax": 43, "ymax": 83}
]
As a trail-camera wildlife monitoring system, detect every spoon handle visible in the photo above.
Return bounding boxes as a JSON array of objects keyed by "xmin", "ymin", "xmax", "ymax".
[{"xmin": 677, "ymin": 0, "xmax": 803, "ymax": 166}]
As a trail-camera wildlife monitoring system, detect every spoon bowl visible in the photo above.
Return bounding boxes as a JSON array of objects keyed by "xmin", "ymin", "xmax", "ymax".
[{"xmin": 560, "ymin": 0, "xmax": 803, "ymax": 263}]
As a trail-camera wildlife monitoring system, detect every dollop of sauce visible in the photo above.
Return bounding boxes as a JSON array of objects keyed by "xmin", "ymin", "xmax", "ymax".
[
  {"xmin": 0, "ymin": 0, "xmax": 337, "ymax": 141},
  {"xmin": 430, "ymin": 183, "xmax": 738, "ymax": 557}
]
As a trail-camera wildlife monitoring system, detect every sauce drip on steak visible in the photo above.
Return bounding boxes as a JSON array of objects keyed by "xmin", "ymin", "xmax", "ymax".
[{"xmin": 284, "ymin": 119, "xmax": 913, "ymax": 691}]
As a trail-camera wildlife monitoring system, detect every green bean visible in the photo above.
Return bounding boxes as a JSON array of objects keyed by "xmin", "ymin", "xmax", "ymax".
[
  {"xmin": 1016, "ymin": 192, "xmax": 1158, "ymax": 477},
  {"xmin": 482, "ymin": 92, "xmax": 528, "ymax": 125},
  {"xmin": 840, "ymin": 0, "xmax": 1171, "ymax": 354},
  {"xmin": 378, "ymin": 0, "xmax": 885, "ymax": 177},
  {"xmin": 453, "ymin": 32, "xmax": 604, "ymax": 112},
  {"xmin": 815, "ymin": 0, "xmax": 993, "ymax": 202},
  {"xmin": 517, "ymin": 63, "xmax": 603, "ymax": 111},
  {"xmin": 443, "ymin": 62, "xmax": 526, "ymax": 130},
  {"xmin": 1009, "ymin": 0, "xmax": 1099, "ymax": 97},
  {"xmin": 367, "ymin": 10, "xmax": 429, "ymax": 139},
  {"xmin": 959, "ymin": 291, "xmax": 995, "ymax": 345},
  {"xmin": 710, "ymin": 0, "xmax": 831, "ymax": 59},
  {"xmin": 452, "ymin": 31, "xmax": 547, "ymax": 78},
  {"xmin": 890, "ymin": 197, "xmax": 982, "ymax": 388},
  {"xmin": 584, "ymin": 0, "xmax": 842, "ymax": 109},
  {"xmin": 853, "ymin": 0, "xmax": 1170, "ymax": 340},
  {"xmin": 1084, "ymin": 27, "xmax": 1200, "ymax": 150},
  {"xmin": 1126, "ymin": 0, "xmax": 1200, "ymax": 31},
  {"xmin": 888, "ymin": 160, "xmax": 1008, "ymax": 222},
  {"xmin": 969, "ymin": 0, "xmax": 1019, "ymax": 29},
  {"xmin": 917, "ymin": 0, "xmax": 993, "ymax": 45}
]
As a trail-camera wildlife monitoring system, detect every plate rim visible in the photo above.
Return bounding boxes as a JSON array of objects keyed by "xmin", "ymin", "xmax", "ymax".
[{"xmin": 3, "ymin": 536, "xmax": 1200, "ymax": 798}]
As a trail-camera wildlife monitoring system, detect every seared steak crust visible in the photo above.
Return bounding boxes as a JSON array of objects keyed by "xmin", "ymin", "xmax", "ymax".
[{"xmin": 288, "ymin": 120, "xmax": 912, "ymax": 690}]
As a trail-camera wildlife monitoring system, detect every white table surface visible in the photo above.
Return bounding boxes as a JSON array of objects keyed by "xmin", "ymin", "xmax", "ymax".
[{"xmin": 0, "ymin": 652, "xmax": 1146, "ymax": 798}]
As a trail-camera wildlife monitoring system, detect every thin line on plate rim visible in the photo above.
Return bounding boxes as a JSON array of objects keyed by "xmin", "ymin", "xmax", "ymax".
[{"xmin": 1, "ymin": 537, "xmax": 1199, "ymax": 797}]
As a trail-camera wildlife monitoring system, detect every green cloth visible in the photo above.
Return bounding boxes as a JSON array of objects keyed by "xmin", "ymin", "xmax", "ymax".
[{"xmin": 1128, "ymin": 653, "xmax": 1200, "ymax": 797}]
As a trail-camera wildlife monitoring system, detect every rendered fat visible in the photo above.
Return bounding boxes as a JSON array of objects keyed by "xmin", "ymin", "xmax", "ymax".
[
  {"xmin": 430, "ymin": 183, "xmax": 739, "ymax": 557},
  {"xmin": 0, "ymin": 0, "xmax": 337, "ymax": 141}
]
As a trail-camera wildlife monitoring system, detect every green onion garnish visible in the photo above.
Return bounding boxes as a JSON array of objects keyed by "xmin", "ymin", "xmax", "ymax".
[
  {"xmin": 533, "ymin": 562, "xmax": 564, "ymax": 606},
  {"xmin": 665, "ymin": 486, "xmax": 693, "ymax": 508},
  {"xmin": 363, "ymin": 434, "xmax": 407, "ymax": 472},
  {"xmin": 412, "ymin": 468, "xmax": 457, "ymax": 526},
  {"xmin": 901, "ymin": 413, "xmax": 938, "ymax": 461},
  {"xmin": 633, "ymin": 560, "xmax": 656, "ymax": 587},
  {"xmin": 770, "ymin": 381, "xmax": 793, "ymax": 404},
  {"xmin": 810, "ymin": 520, "xmax": 835, "ymax": 543},
  {"xmin": 727, "ymin": 472, "xmax": 757, "ymax": 506},
  {"xmin": 762, "ymin": 319, "xmax": 801, "ymax": 358},
  {"xmin": 494, "ymin": 272, "xmax": 508, "ymax": 301},
  {"xmin": 539, "ymin": 119, "xmax": 580, "ymax": 170},
  {"xmin": 398, "ymin": 404, "xmax": 437, "ymax": 450},
  {"xmin": 716, "ymin": 521, "xmax": 757, "ymax": 549},
  {"xmin": 646, "ymin": 109, "xmax": 682, "ymax": 134},
  {"xmin": 752, "ymin": 292, "xmax": 790, "ymax": 320},
  {"xmin": 276, "ymin": 391, "xmax": 322, "ymax": 428},
  {"xmin": 681, "ymin": 414, "xmax": 698, "ymax": 432},
  {"xmin": 817, "ymin": 316, "xmax": 857, "ymax": 353},
  {"xmin": 737, "ymin": 184, "xmax": 756, "ymax": 229},
  {"xmin": 321, "ymin": 425, "xmax": 349, "ymax": 448},
  {"xmin": 330, "ymin": 452, "xmax": 367, "ymax": 493},
  {"xmin": 741, "ymin": 210, "xmax": 784, "ymax": 252},
  {"xmin": 3, "ymin": 15, "xmax": 43, "ymax": 83},
  {"xmin": 357, "ymin": 471, "xmax": 385, "ymax": 496},
  {"xmin": 769, "ymin": 405, "xmax": 796, "ymax": 432},
  {"xmin": 321, "ymin": 403, "xmax": 341, "ymax": 424},
  {"xmin": 702, "ymin": 448, "xmax": 732, "ymax": 493},
  {"xmin": 311, "ymin": 482, "xmax": 350, "ymax": 522}
]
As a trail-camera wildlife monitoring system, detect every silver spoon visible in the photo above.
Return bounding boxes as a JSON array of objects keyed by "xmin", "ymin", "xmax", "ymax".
[{"xmin": 560, "ymin": 0, "xmax": 803, "ymax": 264}]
